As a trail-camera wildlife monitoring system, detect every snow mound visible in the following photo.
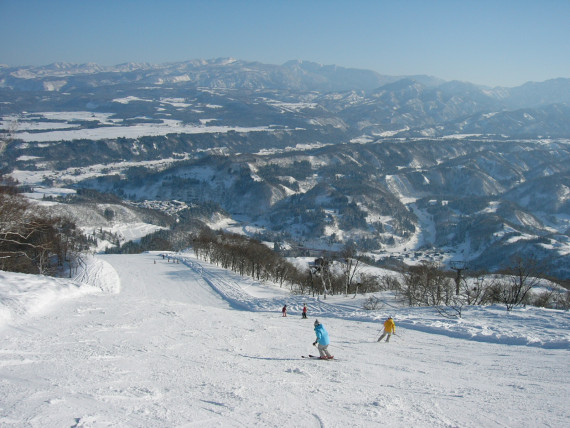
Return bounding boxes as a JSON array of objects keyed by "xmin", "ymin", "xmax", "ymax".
[
  {"xmin": 0, "ymin": 272, "xmax": 98, "ymax": 329},
  {"xmin": 72, "ymin": 254, "xmax": 121, "ymax": 294},
  {"xmin": 0, "ymin": 256, "xmax": 120, "ymax": 329}
]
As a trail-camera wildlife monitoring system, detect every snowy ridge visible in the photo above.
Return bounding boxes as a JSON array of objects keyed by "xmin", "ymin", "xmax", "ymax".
[{"xmin": 174, "ymin": 253, "xmax": 570, "ymax": 349}]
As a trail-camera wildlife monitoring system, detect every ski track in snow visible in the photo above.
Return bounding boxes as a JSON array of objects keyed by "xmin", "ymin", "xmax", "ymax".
[{"xmin": 0, "ymin": 252, "xmax": 568, "ymax": 427}]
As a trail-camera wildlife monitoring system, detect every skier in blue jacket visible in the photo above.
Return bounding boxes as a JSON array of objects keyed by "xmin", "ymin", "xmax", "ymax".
[{"xmin": 313, "ymin": 319, "xmax": 333, "ymax": 359}]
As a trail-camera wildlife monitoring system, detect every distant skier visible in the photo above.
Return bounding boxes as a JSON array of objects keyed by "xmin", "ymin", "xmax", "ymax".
[
  {"xmin": 282, "ymin": 305, "xmax": 287, "ymax": 317},
  {"xmin": 313, "ymin": 319, "xmax": 333, "ymax": 359},
  {"xmin": 302, "ymin": 303, "xmax": 308, "ymax": 319},
  {"xmin": 378, "ymin": 316, "xmax": 395, "ymax": 342}
]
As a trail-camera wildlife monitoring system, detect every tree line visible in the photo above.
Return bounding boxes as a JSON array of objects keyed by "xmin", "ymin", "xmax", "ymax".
[
  {"xmin": 151, "ymin": 226, "xmax": 569, "ymax": 313},
  {"xmin": 192, "ymin": 229, "xmax": 380, "ymax": 297},
  {"xmin": 389, "ymin": 258, "xmax": 570, "ymax": 315},
  {"xmin": 0, "ymin": 176, "xmax": 87, "ymax": 276}
]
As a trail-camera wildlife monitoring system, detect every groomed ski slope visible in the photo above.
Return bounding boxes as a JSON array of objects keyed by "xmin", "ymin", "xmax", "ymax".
[{"xmin": 0, "ymin": 252, "xmax": 568, "ymax": 427}]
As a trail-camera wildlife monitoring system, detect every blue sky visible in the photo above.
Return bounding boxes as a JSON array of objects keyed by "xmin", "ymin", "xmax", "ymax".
[{"xmin": 1, "ymin": 0, "xmax": 568, "ymax": 87}]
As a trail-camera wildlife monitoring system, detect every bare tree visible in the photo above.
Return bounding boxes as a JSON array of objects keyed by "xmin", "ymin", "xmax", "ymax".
[
  {"xmin": 494, "ymin": 255, "xmax": 543, "ymax": 312},
  {"xmin": 309, "ymin": 256, "xmax": 333, "ymax": 298},
  {"xmin": 400, "ymin": 261, "xmax": 453, "ymax": 306},
  {"xmin": 362, "ymin": 295, "xmax": 384, "ymax": 310},
  {"xmin": 532, "ymin": 289, "xmax": 555, "ymax": 308},
  {"xmin": 434, "ymin": 295, "xmax": 465, "ymax": 318},
  {"xmin": 338, "ymin": 244, "xmax": 363, "ymax": 297},
  {"xmin": 355, "ymin": 272, "xmax": 380, "ymax": 296},
  {"xmin": 462, "ymin": 274, "xmax": 495, "ymax": 306},
  {"xmin": 0, "ymin": 183, "xmax": 85, "ymax": 275},
  {"xmin": 436, "ymin": 273, "xmax": 498, "ymax": 318},
  {"xmin": 378, "ymin": 273, "xmax": 401, "ymax": 291},
  {"xmin": 554, "ymin": 289, "xmax": 570, "ymax": 311}
]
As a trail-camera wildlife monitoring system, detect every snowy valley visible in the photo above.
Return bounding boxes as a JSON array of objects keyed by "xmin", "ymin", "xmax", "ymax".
[{"xmin": 2, "ymin": 60, "xmax": 570, "ymax": 279}]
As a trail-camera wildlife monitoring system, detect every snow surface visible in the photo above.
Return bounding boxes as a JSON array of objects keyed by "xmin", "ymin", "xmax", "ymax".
[
  {"xmin": 3, "ymin": 111, "xmax": 276, "ymax": 143},
  {"xmin": 13, "ymin": 121, "xmax": 274, "ymax": 142},
  {"xmin": 0, "ymin": 252, "xmax": 568, "ymax": 427}
]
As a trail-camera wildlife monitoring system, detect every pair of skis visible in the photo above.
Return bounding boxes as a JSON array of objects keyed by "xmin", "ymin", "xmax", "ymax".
[{"xmin": 301, "ymin": 354, "xmax": 336, "ymax": 360}]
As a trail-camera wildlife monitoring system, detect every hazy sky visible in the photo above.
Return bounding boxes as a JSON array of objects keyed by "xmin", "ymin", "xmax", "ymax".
[{"xmin": 1, "ymin": 0, "xmax": 568, "ymax": 87}]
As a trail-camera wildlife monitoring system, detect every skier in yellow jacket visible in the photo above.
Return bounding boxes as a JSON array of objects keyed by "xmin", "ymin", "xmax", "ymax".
[{"xmin": 377, "ymin": 316, "xmax": 395, "ymax": 342}]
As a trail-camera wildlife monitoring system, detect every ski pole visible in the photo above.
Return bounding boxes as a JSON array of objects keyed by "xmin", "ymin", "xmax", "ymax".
[{"xmin": 393, "ymin": 333, "xmax": 404, "ymax": 341}]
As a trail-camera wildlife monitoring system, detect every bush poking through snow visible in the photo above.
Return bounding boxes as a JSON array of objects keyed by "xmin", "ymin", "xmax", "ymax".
[{"xmin": 363, "ymin": 295, "xmax": 383, "ymax": 310}]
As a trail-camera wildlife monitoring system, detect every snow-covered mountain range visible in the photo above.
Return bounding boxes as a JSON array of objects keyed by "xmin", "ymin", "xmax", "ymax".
[
  {"xmin": 2, "ymin": 59, "xmax": 569, "ymax": 133},
  {"xmin": 1, "ymin": 59, "xmax": 569, "ymax": 279}
]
